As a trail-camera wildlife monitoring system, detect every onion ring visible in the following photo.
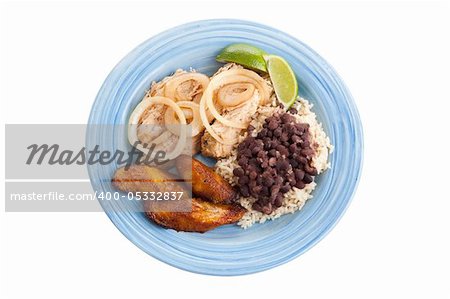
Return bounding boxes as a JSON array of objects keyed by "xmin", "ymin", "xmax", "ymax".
[
  {"xmin": 164, "ymin": 73, "xmax": 210, "ymax": 103},
  {"xmin": 217, "ymin": 83, "xmax": 255, "ymax": 107},
  {"xmin": 128, "ymin": 96, "xmax": 187, "ymax": 160},
  {"xmin": 199, "ymin": 69, "xmax": 271, "ymax": 144},
  {"xmin": 164, "ymin": 101, "xmax": 204, "ymax": 137}
]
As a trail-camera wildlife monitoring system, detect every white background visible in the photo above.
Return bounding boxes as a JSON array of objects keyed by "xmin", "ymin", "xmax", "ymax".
[{"xmin": 1, "ymin": 1, "xmax": 449, "ymax": 298}]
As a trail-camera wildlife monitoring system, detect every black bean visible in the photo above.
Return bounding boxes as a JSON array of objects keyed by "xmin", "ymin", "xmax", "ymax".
[
  {"xmin": 240, "ymin": 185, "xmax": 250, "ymax": 197},
  {"xmin": 242, "ymin": 148, "xmax": 252, "ymax": 157},
  {"xmin": 252, "ymin": 146, "xmax": 262, "ymax": 155},
  {"xmin": 276, "ymin": 159, "xmax": 289, "ymax": 171},
  {"xmin": 268, "ymin": 120, "xmax": 278, "ymax": 130},
  {"xmin": 301, "ymin": 148, "xmax": 315, "ymax": 157},
  {"xmin": 260, "ymin": 170, "xmax": 270, "ymax": 181},
  {"xmin": 261, "ymin": 186, "xmax": 269, "ymax": 196},
  {"xmin": 285, "ymin": 124, "xmax": 296, "ymax": 135},
  {"xmin": 294, "ymin": 169, "xmax": 305, "ymax": 181},
  {"xmin": 300, "ymin": 140, "xmax": 310, "ymax": 148},
  {"xmin": 295, "ymin": 155, "xmax": 308, "ymax": 164},
  {"xmin": 258, "ymin": 129, "xmax": 267, "ymax": 138},
  {"xmin": 280, "ymin": 184, "xmax": 291, "ymax": 193},
  {"xmin": 251, "ymin": 185, "xmax": 262, "ymax": 195},
  {"xmin": 287, "ymin": 176, "xmax": 296, "ymax": 186},
  {"xmin": 302, "ymin": 132, "xmax": 310, "ymax": 141},
  {"xmin": 267, "ymin": 167, "xmax": 276, "ymax": 177},
  {"xmin": 304, "ymin": 164, "xmax": 318, "ymax": 176},
  {"xmin": 295, "ymin": 180, "xmax": 306, "ymax": 189},
  {"xmin": 274, "ymin": 194, "xmax": 284, "ymax": 207},
  {"xmin": 281, "ymin": 113, "xmax": 294, "ymax": 123},
  {"xmin": 289, "ymin": 144, "xmax": 298, "ymax": 153},
  {"xmin": 268, "ymin": 149, "xmax": 277, "ymax": 157},
  {"xmin": 275, "ymin": 144, "xmax": 286, "ymax": 152},
  {"xmin": 238, "ymin": 175, "xmax": 249, "ymax": 185},
  {"xmin": 275, "ymin": 176, "xmax": 284, "ymax": 186},
  {"xmin": 291, "ymin": 135, "xmax": 301, "ymax": 144},
  {"xmin": 247, "ymin": 164, "xmax": 258, "ymax": 174},
  {"xmin": 290, "ymin": 159, "xmax": 299, "ymax": 168},
  {"xmin": 303, "ymin": 174, "xmax": 313, "ymax": 184},
  {"xmin": 257, "ymin": 150, "xmax": 266, "ymax": 159},
  {"xmin": 288, "ymin": 107, "xmax": 298, "ymax": 114},
  {"xmin": 273, "ymin": 128, "xmax": 282, "ymax": 137},
  {"xmin": 265, "ymin": 116, "xmax": 274, "ymax": 123},
  {"xmin": 252, "ymin": 202, "xmax": 262, "ymax": 212},
  {"xmin": 281, "ymin": 148, "xmax": 290, "ymax": 157},
  {"xmin": 249, "ymin": 158, "xmax": 258, "ymax": 167},
  {"xmin": 268, "ymin": 157, "xmax": 277, "ymax": 167},
  {"xmin": 271, "ymin": 185, "xmax": 280, "ymax": 198},
  {"xmin": 271, "ymin": 139, "xmax": 280, "ymax": 148},
  {"xmin": 261, "ymin": 203, "xmax": 273, "ymax": 215},
  {"xmin": 233, "ymin": 168, "xmax": 245, "ymax": 177},
  {"xmin": 256, "ymin": 176, "xmax": 263, "ymax": 185},
  {"xmin": 238, "ymin": 157, "xmax": 248, "ymax": 167},
  {"xmin": 296, "ymin": 123, "xmax": 309, "ymax": 132}
]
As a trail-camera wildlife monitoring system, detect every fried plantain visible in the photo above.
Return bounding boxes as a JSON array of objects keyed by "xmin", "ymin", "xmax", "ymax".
[
  {"xmin": 112, "ymin": 165, "xmax": 245, "ymax": 233},
  {"xmin": 112, "ymin": 164, "xmax": 191, "ymax": 211},
  {"xmin": 176, "ymin": 155, "xmax": 237, "ymax": 204},
  {"xmin": 147, "ymin": 198, "xmax": 245, "ymax": 233},
  {"xmin": 112, "ymin": 164, "xmax": 186, "ymax": 193}
]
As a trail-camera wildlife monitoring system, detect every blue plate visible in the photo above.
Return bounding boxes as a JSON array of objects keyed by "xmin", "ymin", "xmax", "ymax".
[{"xmin": 87, "ymin": 19, "xmax": 363, "ymax": 276}]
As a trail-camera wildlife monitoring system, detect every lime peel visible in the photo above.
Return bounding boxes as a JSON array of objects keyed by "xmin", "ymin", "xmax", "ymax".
[
  {"xmin": 265, "ymin": 55, "xmax": 298, "ymax": 109},
  {"xmin": 216, "ymin": 43, "xmax": 268, "ymax": 72}
]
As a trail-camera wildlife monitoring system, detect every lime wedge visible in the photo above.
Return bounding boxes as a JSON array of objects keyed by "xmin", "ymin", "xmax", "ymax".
[
  {"xmin": 265, "ymin": 55, "xmax": 298, "ymax": 108},
  {"xmin": 216, "ymin": 43, "xmax": 268, "ymax": 72}
]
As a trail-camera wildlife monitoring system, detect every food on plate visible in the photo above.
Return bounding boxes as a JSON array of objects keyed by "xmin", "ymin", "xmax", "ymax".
[
  {"xmin": 161, "ymin": 72, "xmax": 210, "ymax": 102},
  {"xmin": 128, "ymin": 96, "xmax": 189, "ymax": 160},
  {"xmin": 216, "ymin": 100, "xmax": 332, "ymax": 228},
  {"xmin": 200, "ymin": 63, "xmax": 273, "ymax": 158},
  {"xmin": 112, "ymin": 165, "xmax": 191, "ymax": 204},
  {"xmin": 128, "ymin": 70, "xmax": 211, "ymax": 160},
  {"xmin": 216, "ymin": 43, "xmax": 268, "ymax": 72},
  {"xmin": 232, "ymin": 110, "xmax": 317, "ymax": 215},
  {"xmin": 265, "ymin": 55, "xmax": 298, "ymax": 108},
  {"xmin": 147, "ymin": 198, "xmax": 245, "ymax": 233},
  {"xmin": 112, "ymin": 165, "xmax": 245, "ymax": 233},
  {"xmin": 116, "ymin": 43, "xmax": 332, "ymax": 232},
  {"xmin": 176, "ymin": 155, "xmax": 237, "ymax": 204}
]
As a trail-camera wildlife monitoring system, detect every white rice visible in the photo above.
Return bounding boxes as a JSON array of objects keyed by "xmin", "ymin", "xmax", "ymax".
[{"xmin": 215, "ymin": 97, "xmax": 333, "ymax": 228}]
